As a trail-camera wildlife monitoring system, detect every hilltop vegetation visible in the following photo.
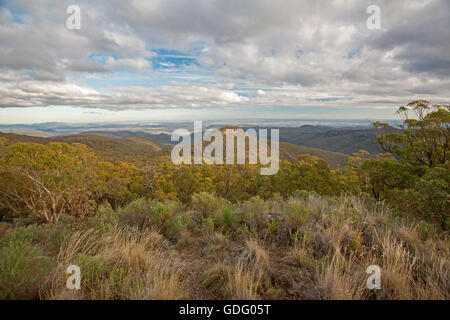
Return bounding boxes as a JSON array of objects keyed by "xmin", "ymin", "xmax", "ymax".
[
  {"xmin": 0, "ymin": 100, "xmax": 448, "ymax": 300},
  {"xmin": 278, "ymin": 126, "xmax": 390, "ymax": 155},
  {"xmin": 84, "ymin": 125, "xmax": 390, "ymax": 156},
  {"xmin": 0, "ymin": 133, "xmax": 172, "ymax": 167},
  {"xmin": 0, "ymin": 131, "xmax": 349, "ymax": 168},
  {"xmin": 278, "ymin": 142, "xmax": 348, "ymax": 168}
]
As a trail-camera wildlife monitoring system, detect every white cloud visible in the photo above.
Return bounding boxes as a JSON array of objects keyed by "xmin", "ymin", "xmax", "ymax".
[
  {"xmin": 0, "ymin": 0, "xmax": 448, "ymax": 114},
  {"xmin": 220, "ymin": 91, "xmax": 247, "ymax": 103},
  {"xmin": 105, "ymin": 57, "xmax": 151, "ymax": 72}
]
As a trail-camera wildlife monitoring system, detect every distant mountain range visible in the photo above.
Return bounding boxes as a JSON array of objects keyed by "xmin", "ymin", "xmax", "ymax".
[
  {"xmin": 278, "ymin": 126, "xmax": 384, "ymax": 155},
  {"xmin": 1, "ymin": 122, "xmax": 403, "ymax": 168},
  {"xmin": 0, "ymin": 120, "xmax": 401, "ymax": 157},
  {"xmin": 83, "ymin": 125, "xmax": 387, "ymax": 156}
]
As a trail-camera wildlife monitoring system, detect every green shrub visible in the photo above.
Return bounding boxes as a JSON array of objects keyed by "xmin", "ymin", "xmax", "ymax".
[
  {"xmin": 89, "ymin": 204, "xmax": 119, "ymax": 231},
  {"xmin": 201, "ymin": 217, "xmax": 215, "ymax": 236},
  {"xmin": 266, "ymin": 220, "xmax": 281, "ymax": 236},
  {"xmin": 398, "ymin": 165, "xmax": 449, "ymax": 230},
  {"xmin": 115, "ymin": 198, "xmax": 185, "ymax": 239},
  {"xmin": 105, "ymin": 266, "xmax": 133, "ymax": 299},
  {"xmin": 284, "ymin": 198, "xmax": 311, "ymax": 230},
  {"xmin": 216, "ymin": 205, "xmax": 239, "ymax": 231},
  {"xmin": 349, "ymin": 208, "xmax": 364, "ymax": 224},
  {"xmin": 150, "ymin": 202, "xmax": 175, "ymax": 226},
  {"xmin": 191, "ymin": 192, "xmax": 225, "ymax": 219},
  {"xmin": 77, "ymin": 254, "xmax": 105, "ymax": 287},
  {"xmin": 0, "ymin": 238, "xmax": 54, "ymax": 299},
  {"xmin": 118, "ymin": 198, "xmax": 155, "ymax": 229},
  {"xmin": 0, "ymin": 223, "xmax": 65, "ymax": 255},
  {"xmin": 150, "ymin": 202, "xmax": 185, "ymax": 239},
  {"xmin": 418, "ymin": 222, "xmax": 437, "ymax": 240},
  {"xmin": 240, "ymin": 196, "xmax": 268, "ymax": 231}
]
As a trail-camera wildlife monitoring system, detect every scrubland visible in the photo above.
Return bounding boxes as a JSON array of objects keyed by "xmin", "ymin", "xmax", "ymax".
[
  {"xmin": 1, "ymin": 192, "xmax": 448, "ymax": 300},
  {"xmin": 1, "ymin": 101, "xmax": 448, "ymax": 300}
]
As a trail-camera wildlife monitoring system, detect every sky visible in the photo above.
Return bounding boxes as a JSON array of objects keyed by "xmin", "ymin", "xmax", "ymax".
[{"xmin": 0, "ymin": 0, "xmax": 449, "ymax": 124}]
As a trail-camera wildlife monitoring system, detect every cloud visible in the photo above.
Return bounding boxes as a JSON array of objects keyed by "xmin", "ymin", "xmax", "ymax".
[
  {"xmin": 105, "ymin": 57, "xmax": 151, "ymax": 72},
  {"xmin": 220, "ymin": 91, "xmax": 248, "ymax": 103},
  {"xmin": 0, "ymin": 75, "xmax": 253, "ymax": 110},
  {"xmin": 0, "ymin": 0, "xmax": 448, "ymax": 114}
]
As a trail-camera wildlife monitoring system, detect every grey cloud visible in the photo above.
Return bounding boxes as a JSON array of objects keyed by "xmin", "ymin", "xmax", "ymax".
[
  {"xmin": 64, "ymin": 60, "xmax": 109, "ymax": 73},
  {"xmin": 0, "ymin": 48, "xmax": 57, "ymax": 72},
  {"xmin": 0, "ymin": 0, "xmax": 448, "ymax": 111},
  {"xmin": 396, "ymin": 46, "xmax": 450, "ymax": 77}
]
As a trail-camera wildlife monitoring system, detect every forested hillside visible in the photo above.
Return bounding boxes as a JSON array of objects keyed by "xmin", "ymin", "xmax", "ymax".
[
  {"xmin": 278, "ymin": 126, "xmax": 402, "ymax": 155},
  {"xmin": 0, "ymin": 132, "xmax": 172, "ymax": 166},
  {"xmin": 0, "ymin": 132, "xmax": 349, "ymax": 168},
  {"xmin": 86, "ymin": 126, "xmax": 390, "ymax": 156}
]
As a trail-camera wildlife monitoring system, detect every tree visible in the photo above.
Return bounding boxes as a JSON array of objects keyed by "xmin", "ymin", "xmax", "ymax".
[
  {"xmin": 0, "ymin": 143, "xmax": 98, "ymax": 222},
  {"xmin": 96, "ymin": 161, "xmax": 148, "ymax": 209},
  {"xmin": 367, "ymin": 100, "xmax": 449, "ymax": 228},
  {"xmin": 373, "ymin": 100, "xmax": 449, "ymax": 167}
]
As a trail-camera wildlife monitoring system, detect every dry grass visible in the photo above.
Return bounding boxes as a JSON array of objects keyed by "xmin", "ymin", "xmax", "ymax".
[
  {"xmin": 289, "ymin": 246, "xmax": 317, "ymax": 272},
  {"xmin": 41, "ymin": 227, "xmax": 185, "ymax": 300},
  {"xmin": 201, "ymin": 261, "xmax": 261, "ymax": 299},
  {"xmin": 317, "ymin": 250, "xmax": 367, "ymax": 299},
  {"xmin": 241, "ymin": 238, "xmax": 270, "ymax": 277},
  {"xmin": 285, "ymin": 194, "xmax": 450, "ymax": 300},
  {"xmin": 2, "ymin": 193, "xmax": 448, "ymax": 300},
  {"xmin": 226, "ymin": 262, "xmax": 261, "ymax": 299}
]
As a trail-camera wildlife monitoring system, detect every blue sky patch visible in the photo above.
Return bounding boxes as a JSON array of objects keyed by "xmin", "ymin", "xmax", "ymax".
[{"xmin": 88, "ymin": 53, "xmax": 117, "ymax": 66}]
